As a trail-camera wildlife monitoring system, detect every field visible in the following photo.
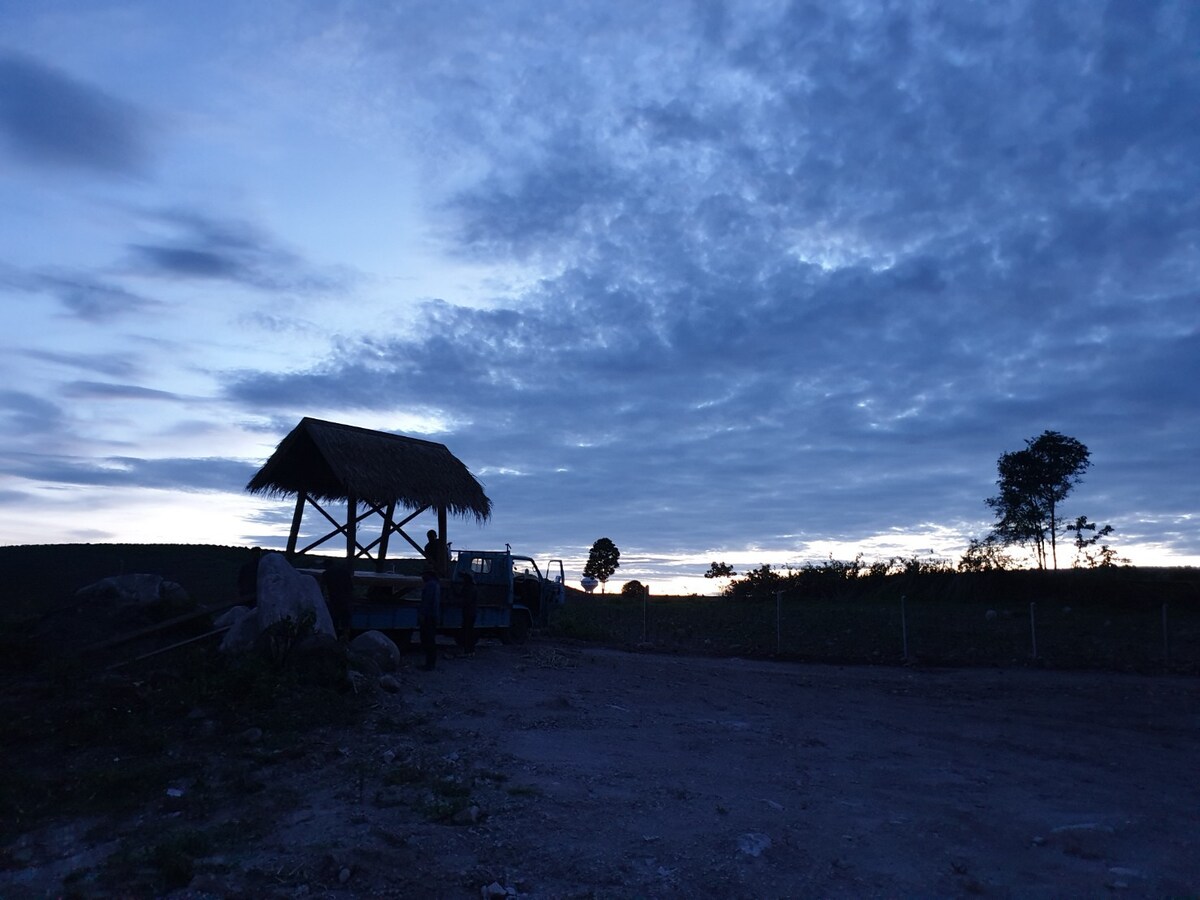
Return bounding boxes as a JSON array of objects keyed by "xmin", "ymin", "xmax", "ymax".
[
  {"xmin": 1, "ymin": 545, "xmax": 1199, "ymax": 896},
  {"xmin": 551, "ymin": 569, "xmax": 1200, "ymax": 673}
]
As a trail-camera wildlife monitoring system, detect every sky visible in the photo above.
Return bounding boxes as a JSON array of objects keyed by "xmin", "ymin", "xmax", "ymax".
[{"xmin": 1, "ymin": 0, "xmax": 1197, "ymax": 594}]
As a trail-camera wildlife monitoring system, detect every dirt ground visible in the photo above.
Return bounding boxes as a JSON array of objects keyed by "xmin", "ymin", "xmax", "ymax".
[{"xmin": 4, "ymin": 638, "xmax": 1200, "ymax": 898}]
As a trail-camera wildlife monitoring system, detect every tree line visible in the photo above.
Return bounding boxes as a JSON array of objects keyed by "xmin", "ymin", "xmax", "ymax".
[{"xmin": 707, "ymin": 429, "xmax": 1129, "ymax": 597}]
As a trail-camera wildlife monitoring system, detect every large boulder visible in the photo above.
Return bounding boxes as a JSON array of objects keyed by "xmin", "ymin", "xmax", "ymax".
[
  {"xmin": 219, "ymin": 553, "xmax": 335, "ymax": 653},
  {"xmin": 349, "ymin": 630, "xmax": 401, "ymax": 673},
  {"xmin": 75, "ymin": 573, "xmax": 190, "ymax": 608}
]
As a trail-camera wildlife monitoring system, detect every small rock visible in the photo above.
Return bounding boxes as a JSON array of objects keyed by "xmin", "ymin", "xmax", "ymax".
[
  {"xmin": 379, "ymin": 674, "xmax": 402, "ymax": 694},
  {"xmin": 1108, "ymin": 866, "xmax": 1145, "ymax": 879},
  {"xmin": 338, "ymin": 867, "xmax": 351, "ymax": 884},
  {"xmin": 453, "ymin": 804, "xmax": 482, "ymax": 826},
  {"xmin": 737, "ymin": 832, "xmax": 772, "ymax": 857},
  {"xmin": 481, "ymin": 881, "xmax": 517, "ymax": 898},
  {"xmin": 240, "ymin": 727, "xmax": 264, "ymax": 745}
]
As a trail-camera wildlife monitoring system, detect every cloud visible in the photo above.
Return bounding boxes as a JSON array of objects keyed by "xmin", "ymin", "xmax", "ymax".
[
  {"xmin": 0, "ymin": 51, "xmax": 152, "ymax": 175},
  {"xmin": 0, "ymin": 390, "xmax": 65, "ymax": 437},
  {"xmin": 0, "ymin": 264, "xmax": 160, "ymax": 322},
  {"xmin": 3, "ymin": 454, "xmax": 256, "ymax": 493},
  {"xmin": 20, "ymin": 349, "xmax": 139, "ymax": 380},
  {"xmin": 60, "ymin": 381, "xmax": 181, "ymax": 402},
  {"xmin": 126, "ymin": 208, "xmax": 355, "ymax": 293}
]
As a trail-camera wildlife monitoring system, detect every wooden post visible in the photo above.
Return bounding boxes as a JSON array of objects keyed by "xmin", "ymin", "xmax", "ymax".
[
  {"xmin": 643, "ymin": 583, "xmax": 649, "ymax": 641},
  {"xmin": 438, "ymin": 504, "xmax": 449, "ymax": 574},
  {"xmin": 286, "ymin": 492, "xmax": 305, "ymax": 556},
  {"xmin": 376, "ymin": 501, "xmax": 396, "ymax": 572},
  {"xmin": 346, "ymin": 492, "xmax": 357, "ymax": 559},
  {"xmin": 776, "ymin": 590, "xmax": 782, "ymax": 655}
]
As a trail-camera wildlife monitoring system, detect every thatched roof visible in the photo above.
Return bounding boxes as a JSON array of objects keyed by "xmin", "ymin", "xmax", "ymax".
[{"xmin": 246, "ymin": 417, "xmax": 491, "ymax": 521}]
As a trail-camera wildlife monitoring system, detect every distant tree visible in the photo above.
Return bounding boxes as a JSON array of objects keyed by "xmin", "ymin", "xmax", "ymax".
[
  {"xmin": 957, "ymin": 535, "xmax": 1013, "ymax": 572},
  {"xmin": 1068, "ymin": 516, "xmax": 1129, "ymax": 569},
  {"xmin": 730, "ymin": 563, "xmax": 782, "ymax": 600},
  {"xmin": 621, "ymin": 579, "xmax": 645, "ymax": 596},
  {"xmin": 986, "ymin": 430, "xmax": 1091, "ymax": 569},
  {"xmin": 583, "ymin": 538, "xmax": 620, "ymax": 593},
  {"xmin": 704, "ymin": 561, "xmax": 737, "ymax": 580}
]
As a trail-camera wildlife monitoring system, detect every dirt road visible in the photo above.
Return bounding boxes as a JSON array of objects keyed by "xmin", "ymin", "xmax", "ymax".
[{"xmin": 5, "ymin": 639, "xmax": 1199, "ymax": 897}]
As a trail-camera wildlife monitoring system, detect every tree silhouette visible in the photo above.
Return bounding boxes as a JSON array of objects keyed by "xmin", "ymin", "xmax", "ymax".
[
  {"xmin": 986, "ymin": 430, "xmax": 1090, "ymax": 569},
  {"xmin": 704, "ymin": 561, "xmax": 737, "ymax": 580},
  {"xmin": 583, "ymin": 537, "xmax": 620, "ymax": 593}
]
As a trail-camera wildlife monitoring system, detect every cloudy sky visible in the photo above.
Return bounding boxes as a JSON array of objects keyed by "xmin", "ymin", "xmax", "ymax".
[{"xmin": 1, "ymin": 0, "xmax": 1197, "ymax": 592}]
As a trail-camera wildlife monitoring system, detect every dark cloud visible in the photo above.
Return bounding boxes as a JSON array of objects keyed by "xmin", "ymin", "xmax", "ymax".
[
  {"xmin": 0, "ymin": 390, "xmax": 65, "ymax": 437},
  {"xmin": 60, "ymin": 381, "xmax": 180, "ymax": 402},
  {"xmin": 41, "ymin": 271, "xmax": 159, "ymax": 321},
  {"xmin": 127, "ymin": 209, "xmax": 355, "ymax": 292},
  {"xmin": 21, "ymin": 349, "xmax": 139, "ymax": 380},
  {"xmin": 4, "ymin": 454, "xmax": 255, "ymax": 493},
  {"xmin": 0, "ymin": 51, "xmax": 151, "ymax": 175},
  {"xmin": 0, "ymin": 265, "xmax": 159, "ymax": 321}
]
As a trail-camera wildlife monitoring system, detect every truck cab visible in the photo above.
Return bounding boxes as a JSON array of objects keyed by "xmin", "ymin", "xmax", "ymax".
[
  {"xmin": 347, "ymin": 548, "xmax": 564, "ymax": 645},
  {"xmin": 448, "ymin": 549, "xmax": 565, "ymax": 642}
]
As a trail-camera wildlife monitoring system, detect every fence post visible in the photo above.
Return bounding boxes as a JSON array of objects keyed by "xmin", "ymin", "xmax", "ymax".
[
  {"xmin": 1162, "ymin": 602, "xmax": 1170, "ymax": 667},
  {"xmin": 1029, "ymin": 601, "xmax": 1038, "ymax": 659},
  {"xmin": 776, "ymin": 590, "xmax": 782, "ymax": 655},
  {"xmin": 900, "ymin": 594, "xmax": 908, "ymax": 660},
  {"xmin": 642, "ymin": 584, "xmax": 649, "ymax": 644}
]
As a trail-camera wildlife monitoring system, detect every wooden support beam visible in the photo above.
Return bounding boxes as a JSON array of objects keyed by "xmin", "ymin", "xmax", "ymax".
[
  {"xmin": 376, "ymin": 501, "xmax": 396, "ymax": 571},
  {"xmin": 286, "ymin": 492, "xmax": 306, "ymax": 556}
]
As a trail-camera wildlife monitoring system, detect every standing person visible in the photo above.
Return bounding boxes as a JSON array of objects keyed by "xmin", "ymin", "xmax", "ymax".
[
  {"xmin": 418, "ymin": 569, "xmax": 441, "ymax": 671},
  {"xmin": 457, "ymin": 571, "xmax": 477, "ymax": 658},
  {"xmin": 423, "ymin": 529, "xmax": 448, "ymax": 576}
]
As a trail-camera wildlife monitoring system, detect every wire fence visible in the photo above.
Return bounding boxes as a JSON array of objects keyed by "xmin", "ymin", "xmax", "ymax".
[{"xmin": 548, "ymin": 584, "xmax": 1200, "ymax": 673}]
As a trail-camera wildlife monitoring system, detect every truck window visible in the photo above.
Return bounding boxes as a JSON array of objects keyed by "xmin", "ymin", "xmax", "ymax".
[{"xmin": 469, "ymin": 557, "xmax": 492, "ymax": 575}]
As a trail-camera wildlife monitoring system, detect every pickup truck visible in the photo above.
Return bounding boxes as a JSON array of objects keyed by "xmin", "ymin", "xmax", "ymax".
[{"xmin": 348, "ymin": 548, "xmax": 565, "ymax": 645}]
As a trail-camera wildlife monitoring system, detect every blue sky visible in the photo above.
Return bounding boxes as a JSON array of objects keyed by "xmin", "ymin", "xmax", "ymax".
[{"xmin": 1, "ymin": 0, "xmax": 1197, "ymax": 593}]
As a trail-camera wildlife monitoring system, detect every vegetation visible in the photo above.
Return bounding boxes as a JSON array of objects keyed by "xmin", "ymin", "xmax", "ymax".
[
  {"xmin": 583, "ymin": 537, "xmax": 620, "ymax": 593},
  {"xmin": 986, "ymin": 430, "xmax": 1093, "ymax": 569},
  {"xmin": 550, "ymin": 566, "xmax": 1200, "ymax": 673}
]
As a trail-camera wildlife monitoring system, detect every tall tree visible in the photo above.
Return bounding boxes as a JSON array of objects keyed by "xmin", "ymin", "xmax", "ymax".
[
  {"xmin": 583, "ymin": 537, "xmax": 620, "ymax": 593},
  {"xmin": 986, "ymin": 430, "xmax": 1091, "ymax": 569}
]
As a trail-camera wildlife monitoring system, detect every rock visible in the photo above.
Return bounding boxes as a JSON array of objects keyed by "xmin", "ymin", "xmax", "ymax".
[
  {"xmin": 75, "ymin": 573, "xmax": 190, "ymax": 609},
  {"xmin": 350, "ymin": 630, "xmax": 401, "ymax": 673},
  {"xmin": 737, "ymin": 832, "xmax": 772, "ymax": 857},
  {"xmin": 239, "ymin": 727, "xmax": 263, "ymax": 745},
  {"xmin": 481, "ymin": 882, "xmax": 517, "ymax": 898},
  {"xmin": 214, "ymin": 605, "xmax": 252, "ymax": 629},
  {"xmin": 219, "ymin": 553, "xmax": 335, "ymax": 654},
  {"xmin": 256, "ymin": 553, "xmax": 336, "ymax": 636},
  {"xmin": 452, "ymin": 804, "xmax": 482, "ymax": 826},
  {"xmin": 347, "ymin": 650, "xmax": 383, "ymax": 676},
  {"xmin": 379, "ymin": 674, "xmax": 402, "ymax": 694},
  {"xmin": 219, "ymin": 606, "xmax": 262, "ymax": 653}
]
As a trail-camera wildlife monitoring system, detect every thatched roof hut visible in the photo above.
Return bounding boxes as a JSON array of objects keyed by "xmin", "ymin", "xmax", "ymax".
[{"xmin": 246, "ymin": 417, "xmax": 490, "ymax": 564}]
